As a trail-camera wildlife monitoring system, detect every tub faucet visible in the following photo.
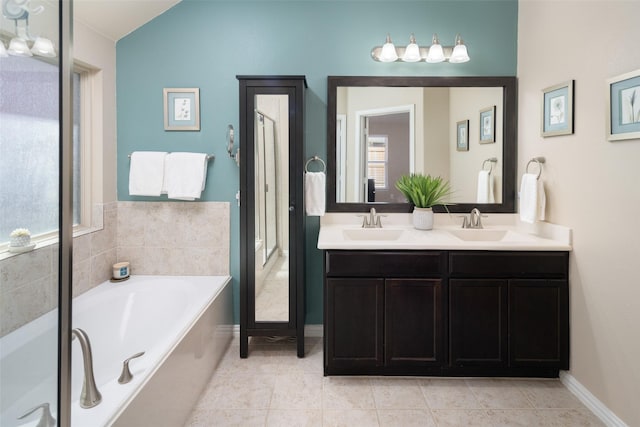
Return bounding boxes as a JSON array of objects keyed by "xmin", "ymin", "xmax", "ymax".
[
  {"xmin": 17, "ymin": 403, "xmax": 56, "ymax": 427},
  {"xmin": 72, "ymin": 328, "xmax": 102, "ymax": 408}
]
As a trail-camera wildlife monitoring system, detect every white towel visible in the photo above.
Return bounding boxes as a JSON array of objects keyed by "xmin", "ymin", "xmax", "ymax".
[
  {"xmin": 476, "ymin": 170, "xmax": 495, "ymax": 203},
  {"xmin": 128, "ymin": 151, "xmax": 167, "ymax": 196},
  {"xmin": 164, "ymin": 152, "xmax": 208, "ymax": 201},
  {"xmin": 519, "ymin": 173, "xmax": 546, "ymax": 223},
  {"xmin": 305, "ymin": 172, "xmax": 326, "ymax": 216}
]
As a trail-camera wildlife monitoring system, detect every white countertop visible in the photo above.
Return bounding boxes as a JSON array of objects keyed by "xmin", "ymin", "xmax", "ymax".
[{"xmin": 317, "ymin": 213, "xmax": 572, "ymax": 251}]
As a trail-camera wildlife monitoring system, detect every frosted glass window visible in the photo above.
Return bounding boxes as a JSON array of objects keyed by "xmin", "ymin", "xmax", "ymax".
[{"xmin": 0, "ymin": 57, "xmax": 81, "ymax": 242}]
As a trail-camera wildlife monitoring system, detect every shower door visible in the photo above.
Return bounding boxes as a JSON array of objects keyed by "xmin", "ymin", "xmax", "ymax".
[{"xmin": 0, "ymin": 0, "xmax": 73, "ymax": 426}]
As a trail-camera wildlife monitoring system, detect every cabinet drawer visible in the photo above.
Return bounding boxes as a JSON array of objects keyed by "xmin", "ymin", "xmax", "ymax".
[
  {"xmin": 326, "ymin": 251, "xmax": 445, "ymax": 277},
  {"xmin": 449, "ymin": 251, "xmax": 568, "ymax": 278}
]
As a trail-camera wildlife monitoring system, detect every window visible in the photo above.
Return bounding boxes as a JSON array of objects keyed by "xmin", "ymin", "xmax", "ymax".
[
  {"xmin": 367, "ymin": 135, "xmax": 388, "ymax": 189},
  {"xmin": 0, "ymin": 58, "xmax": 88, "ymax": 246}
]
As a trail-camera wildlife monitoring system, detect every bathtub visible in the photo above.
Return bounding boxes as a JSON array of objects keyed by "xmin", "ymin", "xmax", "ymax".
[{"xmin": 1, "ymin": 275, "xmax": 232, "ymax": 427}]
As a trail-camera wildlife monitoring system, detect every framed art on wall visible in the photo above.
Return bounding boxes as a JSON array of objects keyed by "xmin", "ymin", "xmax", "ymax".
[
  {"xmin": 607, "ymin": 69, "xmax": 640, "ymax": 141},
  {"xmin": 479, "ymin": 105, "xmax": 496, "ymax": 143},
  {"xmin": 456, "ymin": 119, "xmax": 469, "ymax": 151},
  {"xmin": 541, "ymin": 80, "xmax": 574, "ymax": 137},
  {"xmin": 163, "ymin": 88, "xmax": 200, "ymax": 131}
]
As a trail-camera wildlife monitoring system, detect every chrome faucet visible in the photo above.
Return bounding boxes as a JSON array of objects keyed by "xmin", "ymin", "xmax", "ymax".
[
  {"xmin": 358, "ymin": 207, "xmax": 384, "ymax": 228},
  {"xmin": 72, "ymin": 328, "xmax": 102, "ymax": 408},
  {"xmin": 461, "ymin": 208, "xmax": 485, "ymax": 229}
]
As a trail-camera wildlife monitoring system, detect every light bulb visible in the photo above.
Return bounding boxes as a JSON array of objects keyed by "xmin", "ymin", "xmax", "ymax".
[
  {"xmin": 402, "ymin": 33, "xmax": 421, "ymax": 62},
  {"xmin": 426, "ymin": 33, "xmax": 444, "ymax": 63},
  {"xmin": 31, "ymin": 37, "xmax": 56, "ymax": 57},
  {"xmin": 7, "ymin": 37, "xmax": 32, "ymax": 56},
  {"xmin": 450, "ymin": 34, "xmax": 470, "ymax": 63},
  {"xmin": 379, "ymin": 33, "xmax": 398, "ymax": 62}
]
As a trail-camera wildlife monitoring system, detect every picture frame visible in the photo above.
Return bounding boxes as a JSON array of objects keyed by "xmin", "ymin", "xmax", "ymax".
[
  {"xmin": 541, "ymin": 80, "xmax": 574, "ymax": 137},
  {"xmin": 456, "ymin": 119, "xmax": 469, "ymax": 151},
  {"xmin": 163, "ymin": 88, "xmax": 200, "ymax": 131},
  {"xmin": 607, "ymin": 69, "xmax": 640, "ymax": 141},
  {"xmin": 479, "ymin": 105, "xmax": 496, "ymax": 143}
]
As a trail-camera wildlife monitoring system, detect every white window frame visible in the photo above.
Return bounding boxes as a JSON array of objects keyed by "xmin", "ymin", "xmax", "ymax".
[{"xmin": 367, "ymin": 135, "xmax": 389, "ymax": 190}]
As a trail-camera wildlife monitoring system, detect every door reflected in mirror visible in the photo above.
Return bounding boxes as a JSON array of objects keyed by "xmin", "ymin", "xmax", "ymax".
[{"xmin": 254, "ymin": 95, "xmax": 289, "ymax": 322}]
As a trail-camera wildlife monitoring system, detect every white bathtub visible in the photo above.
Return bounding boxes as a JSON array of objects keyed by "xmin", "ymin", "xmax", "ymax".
[{"xmin": 1, "ymin": 275, "xmax": 233, "ymax": 427}]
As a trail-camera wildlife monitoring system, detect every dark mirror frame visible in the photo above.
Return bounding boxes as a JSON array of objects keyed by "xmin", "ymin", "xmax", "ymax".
[{"xmin": 326, "ymin": 76, "xmax": 517, "ymax": 213}]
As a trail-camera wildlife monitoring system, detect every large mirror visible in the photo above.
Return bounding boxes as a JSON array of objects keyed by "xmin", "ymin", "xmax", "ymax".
[{"xmin": 327, "ymin": 76, "xmax": 517, "ymax": 213}]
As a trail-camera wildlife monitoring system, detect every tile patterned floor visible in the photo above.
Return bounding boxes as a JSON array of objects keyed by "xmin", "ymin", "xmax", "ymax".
[{"xmin": 185, "ymin": 337, "xmax": 605, "ymax": 427}]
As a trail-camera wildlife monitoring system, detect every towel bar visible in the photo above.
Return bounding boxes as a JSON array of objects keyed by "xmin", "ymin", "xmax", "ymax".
[
  {"xmin": 305, "ymin": 155, "xmax": 326, "ymax": 173},
  {"xmin": 128, "ymin": 152, "xmax": 214, "ymax": 161},
  {"xmin": 526, "ymin": 157, "xmax": 545, "ymax": 179}
]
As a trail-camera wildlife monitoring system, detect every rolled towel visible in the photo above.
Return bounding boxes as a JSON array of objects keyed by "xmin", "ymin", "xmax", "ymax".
[
  {"xmin": 128, "ymin": 151, "xmax": 167, "ymax": 196},
  {"xmin": 476, "ymin": 170, "xmax": 495, "ymax": 203},
  {"xmin": 519, "ymin": 173, "xmax": 546, "ymax": 223},
  {"xmin": 164, "ymin": 152, "xmax": 209, "ymax": 200},
  {"xmin": 305, "ymin": 172, "xmax": 326, "ymax": 216}
]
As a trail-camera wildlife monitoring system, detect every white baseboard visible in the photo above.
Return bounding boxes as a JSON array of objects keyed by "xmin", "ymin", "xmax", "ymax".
[
  {"xmin": 231, "ymin": 324, "xmax": 323, "ymax": 338},
  {"xmin": 560, "ymin": 371, "xmax": 628, "ymax": 427}
]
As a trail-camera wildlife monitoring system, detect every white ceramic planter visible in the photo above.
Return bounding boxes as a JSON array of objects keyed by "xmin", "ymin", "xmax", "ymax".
[
  {"xmin": 412, "ymin": 207, "xmax": 434, "ymax": 230},
  {"xmin": 10, "ymin": 235, "xmax": 31, "ymax": 247}
]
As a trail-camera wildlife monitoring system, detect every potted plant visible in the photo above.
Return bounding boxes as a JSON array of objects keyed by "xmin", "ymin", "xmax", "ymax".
[{"xmin": 395, "ymin": 174, "xmax": 452, "ymax": 230}]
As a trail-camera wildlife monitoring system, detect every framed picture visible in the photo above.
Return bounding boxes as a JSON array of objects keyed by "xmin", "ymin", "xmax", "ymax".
[
  {"xmin": 163, "ymin": 88, "xmax": 200, "ymax": 131},
  {"xmin": 456, "ymin": 119, "xmax": 469, "ymax": 151},
  {"xmin": 479, "ymin": 105, "xmax": 496, "ymax": 143},
  {"xmin": 541, "ymin": 80, "xmax": 574, "ymax": 137},
  {"xmin": 607, "ymin": 69, "xmax": 640, "ymax": 141}
]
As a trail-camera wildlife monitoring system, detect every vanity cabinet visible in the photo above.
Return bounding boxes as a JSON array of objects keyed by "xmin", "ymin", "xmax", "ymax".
[
  {"xmin": 325, "ymin": 251, "xmax": 445, "ymax": 375},
  {"xmin": 324, "ymin": 250, "xmax": 569, "ymax": 377}
]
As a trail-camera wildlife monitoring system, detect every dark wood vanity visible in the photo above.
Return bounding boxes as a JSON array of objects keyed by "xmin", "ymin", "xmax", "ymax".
[{"xmin": 324, "ymin": 250, "xmax": 569, "ymax": 377}]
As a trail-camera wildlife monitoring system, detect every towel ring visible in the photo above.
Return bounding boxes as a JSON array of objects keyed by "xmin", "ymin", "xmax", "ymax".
[
  {"xmin": 305, "ymin": 155, "xmax": 326, "ymax": 173},
  {"xmin": 482, "ymin": 157, "xmax": 498, "ymax": 173},
  {"xmin": 525, "ymin": 157, "xmax": 546, "ymax": 179}
]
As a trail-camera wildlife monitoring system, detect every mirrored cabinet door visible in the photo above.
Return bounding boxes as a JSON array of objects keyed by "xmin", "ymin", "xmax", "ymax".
[{"xmin": 238, "ymin": 76, "xmax": 306, "ymax": 358}]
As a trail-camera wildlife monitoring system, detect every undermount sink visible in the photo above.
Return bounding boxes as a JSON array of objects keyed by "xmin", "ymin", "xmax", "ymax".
[
  {"xmin": 447, "ymin": 229, "xmax": 508, "ymax": 242},
  {"xmin": 342, "ymin": 228, "xmax": 404, "ymax": 241}
]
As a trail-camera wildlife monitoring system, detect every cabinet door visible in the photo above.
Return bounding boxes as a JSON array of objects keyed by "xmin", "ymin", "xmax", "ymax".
[
  {"xmin": 509, "ymin": 280, "xmax": 569, "ymax": 369},
  {"xmin": 450, "ymin": 279, "xmax": 508, "ymax": 367},
  {"xmin": 326, "ymin": 278, "xmax": 384, "ymax": 369},
  {"xmin": 385, "ymin": 279, "xmax": 443, "ymax": 366}
]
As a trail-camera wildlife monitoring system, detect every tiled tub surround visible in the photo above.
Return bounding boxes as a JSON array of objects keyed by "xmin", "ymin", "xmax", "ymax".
[
  {"xmin": 117, "ymin": 202, "xmax": 230, "ymax": 276},
  {"xmin": 0, "ymin": 201, "xmax": 230, "ymax": 337},
  {"xmin": 0, "ymin": 202, "xmax": 117, "ymax": 336}
]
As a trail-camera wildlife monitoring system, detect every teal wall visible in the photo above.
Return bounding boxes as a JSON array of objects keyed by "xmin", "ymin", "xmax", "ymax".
[{"xmin": 116, "ymin": 0, "xmax": 518, "ymax": 324}]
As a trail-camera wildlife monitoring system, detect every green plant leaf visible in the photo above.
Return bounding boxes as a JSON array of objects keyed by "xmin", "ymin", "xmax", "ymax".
[{"xmin": 395, "ymin": 173, "xmax": 452, "ymax": 208}]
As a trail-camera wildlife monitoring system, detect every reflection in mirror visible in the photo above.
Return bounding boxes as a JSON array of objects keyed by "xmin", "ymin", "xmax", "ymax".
[
  {"xmin": 337, "ymin": 86, "xmax": 503, "ymax": 204},
  {"xmin": 328, "ymin": 76, "xmax": 517, "ymax": 213},
  {"xmin": 254, "ymin": 95, "xmax": 289, "ymax": 322}
]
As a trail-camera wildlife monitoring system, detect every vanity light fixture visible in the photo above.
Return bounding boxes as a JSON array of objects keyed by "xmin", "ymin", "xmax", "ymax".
[
  {"xmin": 1, "ymin": 0, "xmax": 57, "ymax": 58},
  {"xmin": 371, "ymin": 32, "xmax": 470, "ymax": 64}
]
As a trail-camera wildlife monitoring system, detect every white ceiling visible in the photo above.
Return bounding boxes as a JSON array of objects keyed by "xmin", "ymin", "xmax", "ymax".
[{"xmin": 73, "ymin": 0, "xmax": 182, "ymax": 41}]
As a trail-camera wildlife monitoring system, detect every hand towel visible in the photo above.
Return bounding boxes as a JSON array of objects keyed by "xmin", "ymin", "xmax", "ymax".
[
  {"xmin": 128, "ymin": 151, "xmax": 167, "ymax": 196},
  {"xmin": 164, "ymin": 152, "xmax": 208, "ymax": 201},
  {"xmin": 476, "ymin": 170, "xmax": 495, "ymax": 203},
  {"xmin": 519, "ymin": 173, "xmax": 546, "ymax": 223},
  {"xmin": 305, "ymin": 172, "xmax": 326, "ymax": 216}
]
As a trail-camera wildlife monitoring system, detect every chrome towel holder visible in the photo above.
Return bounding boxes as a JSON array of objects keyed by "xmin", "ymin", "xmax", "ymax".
[
  {"xmin": 305, "ymin": 155, "xmax": 326, "ymax": 173},
  {"xmin": 482, "ymin": 157, "xmax": 498, "ymax": 173},
  {"xmin": 526, "ymin": 156, "xmax": 546, "ymax": 179}
]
